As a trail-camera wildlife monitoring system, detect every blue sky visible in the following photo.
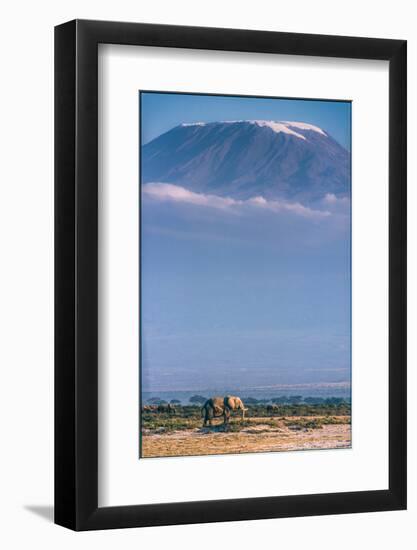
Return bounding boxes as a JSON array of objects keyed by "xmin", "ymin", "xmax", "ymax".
[
  {"xmin": 141, "ymin": 92, "xmax": 351, "ymax": 150},
  {"xmin": 140, "ymin": 92, "xmax": 351, "ymax": 394}
]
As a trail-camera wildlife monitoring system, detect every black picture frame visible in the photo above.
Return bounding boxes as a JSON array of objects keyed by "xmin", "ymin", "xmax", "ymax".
[{"xmin": 55, "ymin": 19, "xmax": 407, "ymax": 531}]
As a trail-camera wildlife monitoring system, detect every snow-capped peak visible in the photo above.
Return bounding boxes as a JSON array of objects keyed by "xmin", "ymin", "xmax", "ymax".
[
  {"xmin": 248, "ymin": 121, "xmax": 306, "ymax": 140},
  {"xmin": 282, "ymin": 121, "xmax": 327, "ymax": 136},
  {"xmin": 181, "ymin": 122, "xmax": 206, "ymax": 127},
  {"xmin": 249, "ymin": 120, "xmax": 327, "ymax": 139},
  {"xmin": 180, "ymin": 120, "xmax": 327, "ymax": 141}
]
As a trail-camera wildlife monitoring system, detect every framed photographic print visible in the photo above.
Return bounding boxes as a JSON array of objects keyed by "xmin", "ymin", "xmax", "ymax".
[
  {"xmin": 139, "ymin": 91, "xmax": 353, "ymax": 459},
  {"xmin": 55, "ymin": 20, "xmax": 407, "ymax": 530}
]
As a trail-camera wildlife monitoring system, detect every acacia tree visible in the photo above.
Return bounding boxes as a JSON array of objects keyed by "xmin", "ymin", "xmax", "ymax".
[{"xmin": 189, "ymin": 395, "xmax": 207, "ymax": 404}]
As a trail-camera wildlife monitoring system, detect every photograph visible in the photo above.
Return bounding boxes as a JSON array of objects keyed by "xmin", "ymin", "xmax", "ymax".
[{"xmin": 139, "ymin": 91, "xmax": 352, "ymax": 458}]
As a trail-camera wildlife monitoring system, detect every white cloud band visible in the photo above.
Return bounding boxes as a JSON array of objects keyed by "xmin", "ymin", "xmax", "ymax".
[{"xmin": 142, "ymin": 183, "xmax": 334, "ymax": 220}]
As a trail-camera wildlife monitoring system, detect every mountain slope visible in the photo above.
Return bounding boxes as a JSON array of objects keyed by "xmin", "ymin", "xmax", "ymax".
[{"xmin": 141, "ymin": 120, "xmax": 350, "ymax": 203}]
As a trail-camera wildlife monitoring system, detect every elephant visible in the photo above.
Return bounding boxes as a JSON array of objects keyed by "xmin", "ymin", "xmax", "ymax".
[{"xmin": 201, "ymin": 395, "xmax": 248, "ymax": 426}]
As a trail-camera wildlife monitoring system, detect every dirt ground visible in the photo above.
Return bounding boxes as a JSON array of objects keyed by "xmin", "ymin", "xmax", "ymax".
[{"xmin": 141, "ymin": 416, "xmax": 351, "ymax": 458}]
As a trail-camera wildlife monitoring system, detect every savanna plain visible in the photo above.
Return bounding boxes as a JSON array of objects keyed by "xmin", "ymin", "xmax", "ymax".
[{"xmin": 141, "ymin": 398, "xmax": 351, "ymax": 458}]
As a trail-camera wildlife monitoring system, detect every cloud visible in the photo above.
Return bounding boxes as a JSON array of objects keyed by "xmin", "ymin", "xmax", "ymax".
[
  {"xmin": 323, "ymin": 193, "xmax": 349, "ymax": 205},
  {"xmin": 248, "ymin": 196, "xmax": 330, "ymax": 218},
  {"xmin": 142, "ymin": 182, "xmax": 237, "ymax": 210},
  {"xmin": 142, "ymin": 183, "xmax": 331, "ymax": 220}
]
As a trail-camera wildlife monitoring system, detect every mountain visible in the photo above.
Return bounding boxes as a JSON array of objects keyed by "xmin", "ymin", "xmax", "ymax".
[{"xmin": 142, "ymin": 120, "xmax": 350, "ymax": 204}]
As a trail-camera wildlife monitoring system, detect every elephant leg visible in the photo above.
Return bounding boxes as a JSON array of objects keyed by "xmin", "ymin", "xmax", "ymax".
[{"xmin": 224, "ymin": 408, "xmax": 230, "ymax": 424}]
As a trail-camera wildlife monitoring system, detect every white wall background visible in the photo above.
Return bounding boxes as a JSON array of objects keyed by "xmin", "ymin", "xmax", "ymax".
[{"xmin": 0, "ymin": 0, "xmax": 414, "ymax": 548}]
